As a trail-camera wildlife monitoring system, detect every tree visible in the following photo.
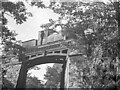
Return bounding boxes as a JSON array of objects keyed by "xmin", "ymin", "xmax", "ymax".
[
  {"xmin": 47, "ymin": 1, "xmax": 120, "ymax": 89},
  {"xmin": 30, "ymin": 0, "xmax": 45, "ymax": 8},
  {"xmin": 2, "ymin": 78, "xmax": 14, "ymax": 90},
  {"xmin": 1, "ymin": 0, "xmax": 46, "ymax": 58},
  {"xmin": 26, "ymin": 74, "xmax": 44, "ymax": 89},
  {"xmin": 1, "ymin": 1, "xmax": 29, "ymax": 89},
  {"xmin": 1, "ymin": 0, "xmax": 46, "ymax": 62},
  {"xmin": 44, "ymin": 64, "xmax": 62, "ymax": 88},
  {"xmin": 0, "ymin": 0, "xmax": 45, "ymax": 89},
  {"xmin": 1, "ymin": 1, "xmax": 27, "ymax": 55}
]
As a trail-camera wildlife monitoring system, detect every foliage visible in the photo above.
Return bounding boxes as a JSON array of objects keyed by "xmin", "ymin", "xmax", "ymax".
[
  {"xmin": 1, "ymin": 2, "xmax": 28, "ymax": 83},
  {"xmin": 30, "ymin": 0, "xmax": 45, "ymax": 8},
  {"xmin": 1, "ymin": 0, "xmax": 46, "ymax": 57},
  {"xmin": 0, "ymin": 0, "xmax": 46, "ymax": 60},
  {"xmin": 44, "ymin": 64, "xmax": 62, "ymax": 88},
  {"xmin": 0, "ymin": 1, "xmax": 45, "ymax": 89},
  {"xmin": 1, "ymin": 1, "xmax": 29, "ymax": 59},
  {"xmin": 2, "ymin": 1, "xmax": 31, "ymax": 24},
  {"xmin": 48, "ymin": 1, "xmax": 120, "ymax": 89},
  {"xmin": 0, "ymin": 0, "xmax": 120, "ymax": 89},
  {"xmin": 26, "ymin": 74, "xmax": 44, "ymax": 89},
  {"xmin": 2, "ymin": 77, "xmax": 14, "ymax": 90}
]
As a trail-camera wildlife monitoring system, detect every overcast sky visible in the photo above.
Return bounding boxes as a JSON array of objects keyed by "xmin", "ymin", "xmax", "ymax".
[{"xmin": 6, "ymin": 3, "xmax": 59, "ymax": 41}]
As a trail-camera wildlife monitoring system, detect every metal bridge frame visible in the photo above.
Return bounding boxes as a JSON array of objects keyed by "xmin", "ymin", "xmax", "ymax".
[
  {"xmin": 15, "ymin": 55, "xmax": 67, "ymax": 90},
  {"xmin": 15, "ymin": 40, "xmax": 74, "ymax": 90}
]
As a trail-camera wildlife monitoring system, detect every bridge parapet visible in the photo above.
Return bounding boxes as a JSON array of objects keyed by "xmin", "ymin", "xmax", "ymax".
[{"xmin": 24, "ymin": 39, "xmax": 73, "ymax": 60}]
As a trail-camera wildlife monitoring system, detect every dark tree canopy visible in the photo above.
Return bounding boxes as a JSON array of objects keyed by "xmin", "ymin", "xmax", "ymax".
[
  {"xmin": 46, "ymin": 1, "xmax": 120, "ymax": 89},
  {"xmin": 26, "ymin": 75, "xmax": 44, "ymax": 88},
  {"xmin": 44, "ymin": 64, "xmax": 62, "ymax": 88}
]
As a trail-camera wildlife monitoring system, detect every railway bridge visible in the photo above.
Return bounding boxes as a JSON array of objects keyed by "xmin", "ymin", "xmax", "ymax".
[
  {"xmin": 15, "ymin": 39, "xmax": 72, "ymax": 89},
  {"xmin": 15, "ymin": 29, "xmax": 83, "ymax": 89}
]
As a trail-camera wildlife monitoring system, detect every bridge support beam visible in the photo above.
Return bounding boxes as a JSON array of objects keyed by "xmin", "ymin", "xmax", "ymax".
[
  {"xmin": 16, "ymin": 62, "xmax": 28, "ymax": 89},
  {"xmin": 16, "ymin": 55, "xmax": 67, "ymax": 89},
  {"xmin": 60, "ymin": 60, "xmax": 67, "ymax": 90}
]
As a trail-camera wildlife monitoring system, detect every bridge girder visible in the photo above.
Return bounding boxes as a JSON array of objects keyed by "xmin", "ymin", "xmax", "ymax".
[
  {"xmin": 16, "ymin": 55, "xmax": 67, "ymax": 90},
  {"xmin": 27, "ymin": 55, "xmax": 66, "ymax": 68}
]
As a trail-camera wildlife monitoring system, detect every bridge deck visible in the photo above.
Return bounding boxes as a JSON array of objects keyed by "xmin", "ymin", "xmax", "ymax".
[{"xmin": 24, "ymin": 39, "xmax": 73, "ymax": 60}]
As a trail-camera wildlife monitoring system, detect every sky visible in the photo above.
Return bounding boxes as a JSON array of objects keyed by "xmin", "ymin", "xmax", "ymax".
[
  {"xmin": 27, "ymin": 63, "xmax": 54, "ymax": 82},
  {"xmin": 6, "ymin": 0, "xmax": 110, "ymax": 82},
  {"xmin": 6, "ymin": 3, "xmax": 59, "ymax": 41}
]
